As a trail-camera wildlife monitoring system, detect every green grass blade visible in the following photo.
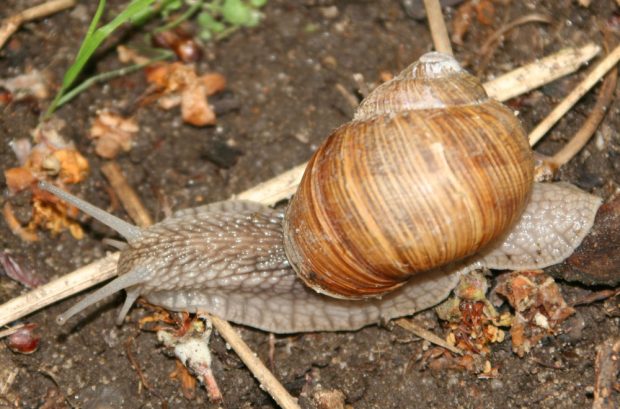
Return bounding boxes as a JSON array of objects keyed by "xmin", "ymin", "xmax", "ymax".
[{"xmin": 46, "ymin": 0, "xmax": 156, "ymax": 117}]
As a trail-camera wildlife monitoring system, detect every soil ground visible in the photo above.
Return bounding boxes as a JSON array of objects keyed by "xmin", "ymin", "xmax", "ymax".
[{"xmin": 1, "ymin": 0, "xmax": 619, "ymax": 408}]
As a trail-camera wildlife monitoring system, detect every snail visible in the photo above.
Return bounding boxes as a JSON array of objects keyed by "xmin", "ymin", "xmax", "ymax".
[{"xmin": 41, "ymin": 52, "xmax": 602, "ymax": 334}]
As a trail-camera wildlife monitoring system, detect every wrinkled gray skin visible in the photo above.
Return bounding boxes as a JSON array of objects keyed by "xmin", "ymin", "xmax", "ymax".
[{"xmin": 45, "ymin": 182, "xmax": 600, "ymax": 334}]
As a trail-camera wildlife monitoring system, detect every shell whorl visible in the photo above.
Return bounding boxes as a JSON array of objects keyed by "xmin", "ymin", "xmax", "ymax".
[
  {"xmin": 284, "ymin": 52, "xmax": 534, "ymax": 299},
  {"xmin": 353, "ymin": 52, "xmax": 488, "ymax": 121}
]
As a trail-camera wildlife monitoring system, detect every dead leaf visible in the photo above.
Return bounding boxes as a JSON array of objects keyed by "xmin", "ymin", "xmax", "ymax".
[
  {"xmin": 117, "ymin": 45, "xmax": 150, "ymax": 65},
  {"xmin": 494, "ymin": 271, "xmax": 576, "ymax": 357},
  {"xmin": 89, "ymin": 111, "xmax": 139, "ymax": 158},
  {"xmin": 0, "ymin": 251, "xmax": 47, "ymax": 288},
  {"xmin": 170, "ymin": 360, "xmax": 197, "ymax": 400},
  {"xmin": 4, "ymin": 167, "xmax": 36, "ymax": 193},
  {"xmin": 144, "ymin": 62, "xmax": 224, "ymax": 126},
  {"xmin": 0, "ymin": 69, "xmax": 49, "ymax": 100}
]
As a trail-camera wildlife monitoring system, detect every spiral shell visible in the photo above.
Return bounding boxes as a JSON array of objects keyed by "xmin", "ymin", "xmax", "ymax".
[{"xmin": 283, "ymin": 52, "xmax": 534, "ymax": 299}]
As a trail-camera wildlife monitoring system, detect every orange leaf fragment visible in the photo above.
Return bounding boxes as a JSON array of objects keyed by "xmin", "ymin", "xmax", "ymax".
[
  {"xmin": 170, "ymin": 360, "xmax": 197, "ymax": 400},
  {"xmin": 144, "ymin": 62, "xmax": 224, "ymax": 126},
  {"xmin": 4, "ymin": 167, "xmax": 36, "ymax": 193},
  {"xmin": 201, "ymin": 73, "xmax": 227, "ymax": 96},
  {"xmin": 50, "ymin": 149, "xmax": 89, "ymax": 184},
  {"xmin": 494, "ymin": 270, "xmax": 576, "ymax": 357},
  {"xmin": 89, "ymin": 111, "xmax": 139, "ymax": 159}
]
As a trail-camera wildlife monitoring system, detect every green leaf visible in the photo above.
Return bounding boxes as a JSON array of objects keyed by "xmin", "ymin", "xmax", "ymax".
[
  {"xmin": 221, "ymin": 0, "xmax": 252, "ymax": 26},
  {"xmin": 249, "ymin": 0, "xmax": 267, "ymax": 8},
  {"xmin": 197, "ymin": 11, "xmax": 226, "ymax": 32}
]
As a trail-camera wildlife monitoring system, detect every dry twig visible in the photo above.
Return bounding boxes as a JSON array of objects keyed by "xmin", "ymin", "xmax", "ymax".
[
  {"xmin": 423, "ymin": 0, "xmax": 453, "ymax": 55},
  {"xmin": 0, "ymin": 253, "xmax": 119, "ymax": 328},
  {"xmin": 550, "ymin": 65, "xmax": 617, "ymax": 167},
  {"xmin": 529, "ymin": 44, "xmax": 620, "ymax": 146},
  {"xmin": 593, "ymin": 338, "xmax": 620, "ymax": 409},
  {"xmin": 206, "ymin": 314, "xmax": 301, "ymax": 409},
  {"xmin": 101, "ymin": 162, "xmax": 153, "ymax": 228},
  {"xmin": 395, "ymin": 318, "xmax": 462, "ymax": 355},
  {"xmin": 476, "ymin": 14, "xmax": 552, "ymax": 75},
  {"xmin": 483, "ymin": 43, "xmax": 601, "ymax": 102},
  {"xmin": 0, "ymin": 0, "xmax": 76, "ymax": 49}
]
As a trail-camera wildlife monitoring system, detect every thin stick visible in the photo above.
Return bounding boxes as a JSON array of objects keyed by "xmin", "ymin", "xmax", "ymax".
[
  {"xmin": 0, "ymin": 253, "xmax": 119, "ymax": 328},
  {"xmin": 529, "ymin": 44, "xmax": 620, "ymax": 146},
  {"xmin": 592, "ymin": 338, "xmax": 620, "ymax": 409},
  {"xmin": 423, "ymin": 0, "xmax": 453, "ymax": 55},
  {"xmin": 0, "ymin": 45, "xmax": 602, "ymax": 327},
  {"xmin": 207, "ymin": 314, "xmax": 301, "ymax": 409},
  {"xmin": 233, "ymin": 163, "xmax": 308, "ymax": 205},
  {"xmin": 0, "ymin": 0, "xmax": 76, "ymax": 49},
  {"xmin": 101, "ymin": 162, "xmax": 153, "ymax": 228},
  {"xmin": 550, "ymin": 66, "xmax": 617, "ymax": 166},
  {"xmin": 395, "ymin": 318, "xmax": 462, "ymax": 355},
  {"xmin": 483, "ymin": 43, "xmax": 601, "ymax": 102}
]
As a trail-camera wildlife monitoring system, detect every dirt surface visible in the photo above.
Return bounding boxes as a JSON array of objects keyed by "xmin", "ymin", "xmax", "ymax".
[{"xmin": 1, "ymin": 0, "xmax": 619, "ymax": 408}]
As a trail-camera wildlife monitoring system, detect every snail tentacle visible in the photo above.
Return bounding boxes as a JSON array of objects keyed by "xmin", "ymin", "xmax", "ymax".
[
  {"xmin": 39, "ymin": 181, "xmax": 143, "ymax": 242},
  {"xmin": 56, "ymin": 267, "xmax": 149, "ymax": 325}
]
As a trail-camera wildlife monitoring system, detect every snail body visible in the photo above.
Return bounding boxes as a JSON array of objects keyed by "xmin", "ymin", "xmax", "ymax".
[{"xmin": 42, "ymin": 53, "xmax": 602, "ymax": 333}]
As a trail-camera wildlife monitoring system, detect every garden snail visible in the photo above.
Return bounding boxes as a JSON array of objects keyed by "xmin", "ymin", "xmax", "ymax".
[{"xmin": 41, "ymin": 52, "xmax": 601, "ymax": 334}]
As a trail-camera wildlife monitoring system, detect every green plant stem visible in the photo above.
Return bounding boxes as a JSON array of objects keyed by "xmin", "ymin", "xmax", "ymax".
[
  {"xmin": 45, "ymin": 0, "xmax": 156, "ymax": 118},
  {"xmin": 55, "ymin": 53, "xmax": 172, "ymax": 107}
]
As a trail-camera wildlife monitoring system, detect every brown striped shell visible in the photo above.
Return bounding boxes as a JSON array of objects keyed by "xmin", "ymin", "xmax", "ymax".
[{"xmin": 283, "ymin": 52, "xmax": 534, "ymax": 299}]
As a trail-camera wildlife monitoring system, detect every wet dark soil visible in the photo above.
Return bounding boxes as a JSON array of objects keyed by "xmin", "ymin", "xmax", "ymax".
[{"xmin": 1, "ymin": 0, "xmax": 619, "ymax": 408}]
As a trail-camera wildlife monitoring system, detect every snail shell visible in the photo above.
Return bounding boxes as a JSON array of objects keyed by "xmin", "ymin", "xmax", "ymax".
[{"xmin": 283, "ymin": 52, "xmax": 534, "ymax": 299}]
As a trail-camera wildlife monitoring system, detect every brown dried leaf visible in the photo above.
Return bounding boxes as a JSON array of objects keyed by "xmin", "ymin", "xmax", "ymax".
[
  {"xmin": 117, "ymin": 45, "xmax": 149, "ymax": 65},
  {"xmin": 0, "ymin": 251, "xmax": 47, "ymax": 288},
  {"xmin": 144, "ymin": 62, "xmax": 224, "ymax": 126},
  {"xmin": 182, "ymin": 84, "xmax": 215, "ymax": 126},
  {"xmin": 475, "ymin": 0, "xmax": 495, "ymax": 25},
  {"xmin": 494, "ymin": 271, "xmax": 576, "ymax": 356},
  {"xmin": 0, "ymin": 69, "xmax": 49, "ymax": 100},
  {"xmin": 201, "ymin": 73, "xmax": 227, "ymax": 96},
  {"xmin": 170, "ymin": 360, "xmax": 197, "ymax": 400},
  {"xmin": 451, "ymin": 1, "xmax": 476, "ymax": 45},
  {"xmin": 50, "ymin": 149, "xmax": 89, "ymax": 184},
  {"xmin": 89, "ymin": 111, "xmax": 139, "ymax": 159},
  {"xmin": 3, "ymin": 202, "xmax": 39, "ymax": 242},
  {"xmin": 4, "ymin": 167, "xmax": 36, "ymax": 193}
]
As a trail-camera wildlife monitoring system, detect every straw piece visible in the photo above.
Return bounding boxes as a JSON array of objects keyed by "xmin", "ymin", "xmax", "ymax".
[
  {"xmin": 423, "ymin": 0, "xmax": 453, "ymax": 55},
  {"xmin": 207, "ymin": 314, "xmax": 301, "ymax": 409},
  {"xmin": 529, "ymin": 44, "xmax": 620, "ymax": 146},
  {"xmin": 484, "ymin": 43, "xmax": 601, "ymax": 102}
]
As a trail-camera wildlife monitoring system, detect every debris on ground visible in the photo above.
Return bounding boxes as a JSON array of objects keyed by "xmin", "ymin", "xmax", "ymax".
[
  {"xmin": 157, "ymin": 315, "xmax": 223, "ymax": 403},
  {"xmin": 3, "ymin": 323, "xmax": 40, "ymax": 354},
  {"xmin": 152, "ymin": 28, "xmax": 202, "ymax": 63},
  {"xmin": 431, "ymin": 271, "xmax": 511, "ymax": 376},
  {"xmin": 0, "ymin": 251, "xmax": 46, "ymax": 288},
  {"xmin": 493, "ymin": 270, "xmax": 576, "ymax": 357},
  {"xmin": 0, "ymin": 69, "xmax": 49, "ymax": 102},
  {"xmin": 89, "ymin": 111, "xmax": 139, "ymax": 159},
  {"xmin": 592, "ymin": 337, "xmax": 620, "ymax": 409},
  {"xmin": 451, "ymin": 0, "xmax": 495, "ymax": 45},
  {"xmin": 3, "ymin": 119, "xmax": 88, "ymax": 240},
  {"xmin": 144, "ymin": 62, "xmax": 226, "ymax": 126}
]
